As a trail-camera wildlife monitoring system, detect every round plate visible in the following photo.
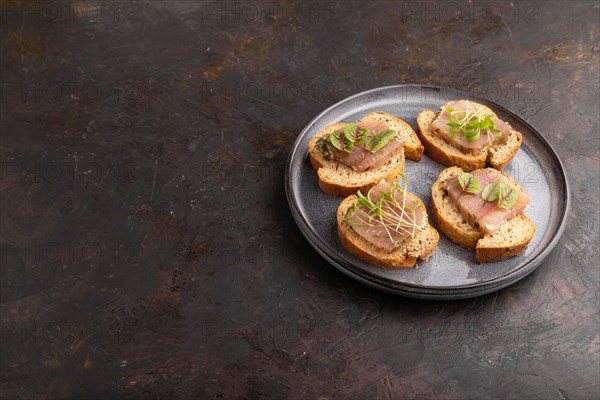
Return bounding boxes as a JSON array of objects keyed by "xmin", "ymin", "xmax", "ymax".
[{"xmin": 285, "ymin": 85, "xmax": 569, "ymax": 300}]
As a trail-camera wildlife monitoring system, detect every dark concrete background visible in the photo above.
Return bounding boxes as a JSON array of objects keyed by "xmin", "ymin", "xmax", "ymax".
[{"xmin": 1, "ymin": 0, "xmax": 598, "ymax": 399}]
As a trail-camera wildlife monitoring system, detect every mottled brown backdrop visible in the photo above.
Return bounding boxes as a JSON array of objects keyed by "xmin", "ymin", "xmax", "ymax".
[{"xmin": 1, "ymin": 1, "xmax": 598, "ymax": 399}]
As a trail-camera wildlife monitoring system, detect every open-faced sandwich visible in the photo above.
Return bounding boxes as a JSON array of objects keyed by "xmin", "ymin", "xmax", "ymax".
[
  {"xmin": 417, "ymin": 100, "xmax": 522, "ymax": 171},
  {"xmin": 309, "ymin": 112, "xmax": 424, "ymax": 196},
  {"xmin": 432, "ymin": 167, "xmax": 536, "ymax": 263},
  {"xmin": 337, "ymin": 179, "xmax": 439, "ymax": 268}
]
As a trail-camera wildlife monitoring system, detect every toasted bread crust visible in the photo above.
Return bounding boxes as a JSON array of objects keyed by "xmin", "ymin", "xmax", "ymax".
[
  {"xmin": 431, "ymin": 167, "xmax": 483, "ymax": 249},
  {"xmin": 317, "ymin": 161, "xmax": 405, "ymax": 197},
  {"xmin": 431, "ymin": 166, "xmax": 535, "ymax": 263},
  {"xmin": 488, "ymin": 130, "xmax": 523, "ymax": 170},
  {"xmin": 308, "ymin": 122, "xmax": 346, "ymax": 171},
  {"xmin": 418, "ymin": 110, "xmax": 487, "ymax": 171},
  {"xmin": 337, "ymin": 191, "xmax": 439, "ymax": 269},
  {"xmin": 308, "ymin": 112, "xmax": 422, "ymax": 197},
  {"xmin": 475, "ymin": 214, "xmax": 536, "ymax": 263},
  {"xmin": 417, "ymin": 105, "xmax": 523, "ymax": 171}
]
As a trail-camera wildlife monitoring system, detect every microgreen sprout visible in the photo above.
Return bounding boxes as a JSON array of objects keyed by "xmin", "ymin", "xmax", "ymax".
[
  {"xmin": 446, "ymin": 104, "xmax": 501, "ymax": 144},
  {"xmin": 327, "ymin": 123, "xmax": 398, "ymax": 170},
  {"xmin": 349, "ymin": 177, "xmax": 425, "ymax": 246}
]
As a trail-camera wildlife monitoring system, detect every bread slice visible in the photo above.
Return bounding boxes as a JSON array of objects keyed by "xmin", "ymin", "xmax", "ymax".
[
  {"xmin": 431, "ymin": 167, "xmax": 483, "ymax": 249},
  {"xmin": 337, "ymin": 190, "xmax": 439, "ymax": 268},
  {"xmin": 417, "ymin": 104, "xmax": 522, "ymax": 171},
  {"xmin": 431, "ymin": 166, "xmax": 535, "ymax": 263},
  {"xmin": 476, "ymin": 214, "xmax": 536, "ymax": 263},
  {"xmin": 309, "ymin": 112, "xmax": 424, "ymax": 197}
]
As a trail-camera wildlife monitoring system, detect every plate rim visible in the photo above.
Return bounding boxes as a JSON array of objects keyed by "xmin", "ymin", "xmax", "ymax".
[{"xmin": 285, "ymin": 84, "xmax": 570, "ymax": 297}]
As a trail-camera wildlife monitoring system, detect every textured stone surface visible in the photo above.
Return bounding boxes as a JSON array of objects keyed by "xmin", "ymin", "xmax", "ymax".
[{"xmin": 1, "ymin": 0, "xmax": 598, "ymax": 398}]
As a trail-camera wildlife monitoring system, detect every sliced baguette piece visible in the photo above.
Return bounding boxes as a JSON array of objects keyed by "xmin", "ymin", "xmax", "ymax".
[
  {"xmin": 337, "ymin": 189, "xmax": 439, "ymax": 268},
  {"xmin": 431, "ymin": 166, "xmax": 535, "ymax": 263},
  {"xmin": 417, "ymin": 104, "xmax": 523, "ymax": 171},
  {"xmin": 309, "ymin": 112, "xmax": 423, "ymax": 197}
]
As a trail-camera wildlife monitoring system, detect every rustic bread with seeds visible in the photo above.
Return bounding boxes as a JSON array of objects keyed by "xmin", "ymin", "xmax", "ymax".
[
  {"xmin": 417, "ymin": 103, "xmax": 522, "ymax": 171},
  {"xmin": 431, "ymin": 166, "xmax": 535, "ymax": 263},
  {"xmin": 337, "ymin": 189, "xmax": 439, "ymax": 268},
  {"xmin": 309, "ymin": 112, "xmax": 424, "ymax": 197},
  {"xmin": 475, "ymin": 213, "xmax": 536, "ymax": 263}
]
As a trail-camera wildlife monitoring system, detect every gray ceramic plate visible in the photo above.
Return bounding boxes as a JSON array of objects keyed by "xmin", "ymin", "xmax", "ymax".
[{"xmin": 285, "ymin": 85, "xmax": 569, "ymax": 300}]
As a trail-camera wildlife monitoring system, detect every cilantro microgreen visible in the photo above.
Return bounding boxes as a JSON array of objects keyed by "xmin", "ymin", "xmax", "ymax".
[
  {"xmin": 446, "ymin": 104, "xmax": 501, "ymax": 143},
  {"xmin": 350, "ymin": 177, "xmax": 425, "ymax": 246}
]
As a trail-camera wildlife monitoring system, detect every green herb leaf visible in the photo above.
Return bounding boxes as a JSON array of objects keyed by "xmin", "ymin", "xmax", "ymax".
[
  {"xmin": 343, "ymin": 138, "xmax": 354, "ymax": 152},
  {"xmin": 344, "ymin": 124, "xmax": 357, "ymax": 143},
  {"xmin": 329, "ymin": 130, "xmax": 354, "ymax": 153},
  {"xmin": 445, "ymin": 105, "xmax": 500, "ymax": 143},
  {"xmin": 355, "ymin": 127, "xmax": 369, "ymax": 146},
  {"xmin": 328, "ymin": 131, "xmax": 344, "ymax": 151},
  {"xmin": 481, "ymin": 181, "xmax": 501, "ymax": 203},
  {"xmin": 481, "ymin": 181, "xmax": 518, "ymax": 210},
  {"xmin": 458, "ymin": 172, "xmax": 480, "ymax": 194},
  {"xmin": 364, "ymin": 129, "xmax": 398, "ymax": 153},
  {"xmin": 465, "ymin": 133, "xmax": 480, "ymax": 142},
  {"xmin": 497, "ymin": 187, "xmax": 518, "ymax": 209},
  {"xmin": 343, "ymin": 124, "xmax": 356, "ymax": 152}
]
